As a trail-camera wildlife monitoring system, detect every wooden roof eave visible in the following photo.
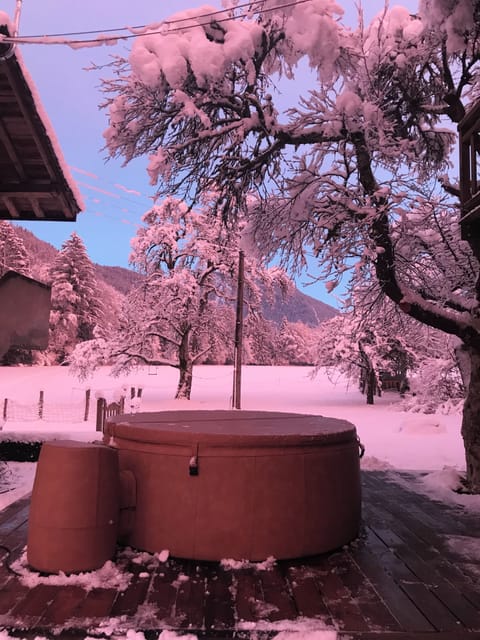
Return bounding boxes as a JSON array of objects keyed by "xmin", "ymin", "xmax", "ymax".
[{"xmin": 0, "ymin": 23, "xmax": 83, "ymax": 222}]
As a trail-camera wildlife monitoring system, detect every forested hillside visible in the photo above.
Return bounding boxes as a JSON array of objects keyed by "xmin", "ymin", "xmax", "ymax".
[
  {"xmin": 0, "ymin": 223, "xmax": 340, "ymax": 370},
  {"xmin": 14, "ymin": 225, "xmax": 337, "ymax": 326}
]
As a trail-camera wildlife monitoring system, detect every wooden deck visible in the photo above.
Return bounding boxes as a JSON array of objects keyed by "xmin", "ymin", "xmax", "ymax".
[{"xmin": 0, "ymin": 471, "xmax": 479, "ymax": 639}]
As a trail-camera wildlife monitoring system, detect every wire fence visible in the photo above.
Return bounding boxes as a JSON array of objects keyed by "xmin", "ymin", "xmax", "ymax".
[
  {"xmin": 2, "ymin": 390, "xmax": 91, "ymax": 423},
  {"xmin": 2, "ymin": 386, "xmax": 145, "ymax": 427}
]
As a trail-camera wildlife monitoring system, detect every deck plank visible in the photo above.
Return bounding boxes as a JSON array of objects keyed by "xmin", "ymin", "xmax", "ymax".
[
  {"xmin": 203, "ymin": 565, "xmax": 236, "ymax": 631},
  {"xmin": 109, "ymin": 559, "xmax": 151, "ymax": 618},
  {"xmin": 68, "ymin": 587, "xmax": 118, "ymax": 621},
  {"xmin": 174, "ymin": 560, "xmax": 208, "ymax": 630},
  {"xmin": 285, "ymin": 565, "xmax": 332, "ymax": 622},
  {"xmin": 233, "ymin": 568, "xmax": 264, "ymax": 624},
  {"xmin": 147, "ymin": 559, "xmax": 180, "ymax": 623}
]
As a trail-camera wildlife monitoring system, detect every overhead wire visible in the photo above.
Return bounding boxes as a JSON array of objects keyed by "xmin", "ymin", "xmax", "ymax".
[
  {"xmin": 3, "ymin": 0, "xmax": 266, "ymax": 37},
  {"xmin": 0, "ymin": 0, "xmax": 313, "ymax": 46}
]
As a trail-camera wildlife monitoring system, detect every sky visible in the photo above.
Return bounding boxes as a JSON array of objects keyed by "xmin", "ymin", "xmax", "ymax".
[{"xmin": 1, "ymin": 0, "xmax": 417, "ymax": 307}]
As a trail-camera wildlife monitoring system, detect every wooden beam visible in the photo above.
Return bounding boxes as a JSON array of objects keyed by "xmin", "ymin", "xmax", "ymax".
[
  {"xmin": 29, "ymin": 198, "xmax": 45, "ymax": 218},
  {"xmin": 0, "ymin": 184, "xmax": 63, "ymax": 195},
  {"xmin": 1, "ymin": 196, "xmax": 20, "ymax": 218},
  {"xmin": 0, "ymin": 119, "xmax": 27, "ymax": 181},
  {"xmin": 3, "ymin": 58, "xmax": 57, "ymax": 181},
  {"xmin": 57, "ymin": 192, "xmax": 76, "ymax": 220}
]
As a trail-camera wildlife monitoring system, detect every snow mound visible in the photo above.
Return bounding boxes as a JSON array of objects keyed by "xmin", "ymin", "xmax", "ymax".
[
  {"xmin": 422, "ymin": 466, "xmax": 464, "ymax": 492},
  {"xmin": 361, "ymin": 456, "xmax": 394, "ymax": 470},
  {"xmin": 11, "ymin": 552, "xmax": 132, "ymax": 592},
  {"xmin": 397, "ymin": 417, "xmax": 446, "ymax": 434},
  {"xmin": 445, "ymin": 535, "xmax": 480, "ymax": 563}
]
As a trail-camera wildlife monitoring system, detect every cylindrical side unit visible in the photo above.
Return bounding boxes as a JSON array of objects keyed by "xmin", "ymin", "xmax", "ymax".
[
  {"xmin": 107, "ymin": 410, "xmax": 362, "ymax": 561},
  {"xmin": 27, "ymin": 440, "xmax": 119, "ymax": 574}
]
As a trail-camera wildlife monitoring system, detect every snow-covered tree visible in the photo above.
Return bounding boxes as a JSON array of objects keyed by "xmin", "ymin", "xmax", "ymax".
[
  {"xmin": 0, "ymin": 221, "xmax": 30, "ymax": 277},
  {"xmin": 49, "ymin": 232, "xmax": 103, "ymax": 363},
  {"xmin": 245, "ymin": 315, "xmax": 278, "ymax": 365},
  {"xmin": 101, "ymin": 1, "xmax": 480, "ymax": 490},
  {"xmin": 275, "ymin": 317, "xmax": 318, "ymax": 365},
  {"xmin": 72, "ymin": 197, "xmax": 289, "ymax": 398},
  {"xmin": 316, "ymin": 312, "xmax": 415, "ymax": 404},
  {"xmin": 0, "ymin": 222, "xmax": 34, "ymax": 364}
]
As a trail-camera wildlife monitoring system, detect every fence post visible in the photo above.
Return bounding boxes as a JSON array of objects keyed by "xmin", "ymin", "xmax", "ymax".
[
  {"xmin": 84, "ymin": 389, "xmax": 91, "ymax": 421},
  {"xmin": 3, "ymin": 398, "xmax": 7, "ymax": 421},
  {"xmin": 96, "ymin": 397, "xmax": 106, "ymax": 432},
  {"xmin": 38, "ymin": 391, "xmax": 44, "ymax": 420}
]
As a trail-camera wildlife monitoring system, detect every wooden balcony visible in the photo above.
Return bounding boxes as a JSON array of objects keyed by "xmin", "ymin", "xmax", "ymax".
[{"xmin": 459, "ymin": 101, "xmax": 480, "ymax": 240}]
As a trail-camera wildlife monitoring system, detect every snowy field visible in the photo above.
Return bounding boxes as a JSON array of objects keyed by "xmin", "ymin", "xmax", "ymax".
[
  {"xmin": 0, "ymin": 363, "xmax": 467, "ymax": 467},
  {"xmin": 0, "ymin": 365, "xmax": 479, "ymax": 640},
  {"xmin": 0, "ymin": 364, "xmax": 474, "ymax": 508}
]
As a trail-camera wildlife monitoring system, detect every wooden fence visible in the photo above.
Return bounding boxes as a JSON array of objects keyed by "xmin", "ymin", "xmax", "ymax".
[{"xmin": 95, "ymin": 387, "xmax": 142, "ymax": 432}]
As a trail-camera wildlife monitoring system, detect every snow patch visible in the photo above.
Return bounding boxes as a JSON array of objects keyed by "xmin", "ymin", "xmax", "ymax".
[
  {"xmin": 422, "ymin": 466, "xmax": 465, "ymax": 492},
  {"xmin": 237, "ymin": 617, "xmax": 337, "ymax": 636},
  {"xmin": 361, "ymin": 456, "xmax": 394, "ymax": 471},
  {"xmin": 221, "ymin": 555, "xmax": 277, "ymax": 571},
  {"xmin": 11, "ymin": 552, "xmax": 132, "ymax": 592},
  {"xmin": 445, "ymin": 535, "xmax": 480, "ymax": 563},
  {"xmin": 397, "ymin": 417, "xmax": 447, "ymax": 435}
]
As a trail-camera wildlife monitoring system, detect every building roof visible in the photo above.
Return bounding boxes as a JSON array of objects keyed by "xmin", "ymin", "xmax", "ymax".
[{"xmin": 0, "ymin": 23, "xmax": 83, "ymax": 222}]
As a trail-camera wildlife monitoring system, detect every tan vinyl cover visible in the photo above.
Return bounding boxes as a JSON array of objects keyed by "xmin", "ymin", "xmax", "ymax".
[
  {"xmin": 106, "ymin": 410, "xmax": 361, "ymax": 561},
  {"xmin": 27, "ymin": 440, "xmax": 119, "ymax": 574}
]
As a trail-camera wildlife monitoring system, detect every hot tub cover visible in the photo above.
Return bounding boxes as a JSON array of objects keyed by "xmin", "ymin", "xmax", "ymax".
[{"xmin": 105, "ymin": 410, "xmax": 357, "ymax": 448}]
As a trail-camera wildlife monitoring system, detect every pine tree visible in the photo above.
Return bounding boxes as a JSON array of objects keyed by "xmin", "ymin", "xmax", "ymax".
[
  {"xmin": 0, "ymin": 221, "xmax": 31, "ymax": 277},
  {"xmin": 49, "ymin": 232, "xmax": 103, "ymax": 363},
  {"xmin": 0, "ymin": 222, "xmax": 34, "ymax": 364}
]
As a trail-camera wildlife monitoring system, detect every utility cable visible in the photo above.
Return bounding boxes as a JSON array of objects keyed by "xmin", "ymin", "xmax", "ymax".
[
  {"xmin": 0, "ymin": 0, "xmax": 313, "ymax": 47},
  {"xmin": 4, "ymin": 0, "xmax": 267, "ymax": 37}
]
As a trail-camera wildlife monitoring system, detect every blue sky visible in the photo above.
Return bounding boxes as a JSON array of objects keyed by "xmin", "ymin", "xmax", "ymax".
[{"xmin": 2, "ymin": 1, "xmax": 416, "ymax": 308}]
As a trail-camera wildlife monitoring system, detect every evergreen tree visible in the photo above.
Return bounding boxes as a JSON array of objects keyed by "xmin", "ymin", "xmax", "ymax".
[
  {"xmin": 49, "ymin": 232, "xmax": 103, "ymax": 363},
  {"xmin": 0, "ymin": 222, "xmax": 33, "ymax": 365},
  {"xmin": 0, "ymin": 221, "xmax": 31, "ymax": 277}
]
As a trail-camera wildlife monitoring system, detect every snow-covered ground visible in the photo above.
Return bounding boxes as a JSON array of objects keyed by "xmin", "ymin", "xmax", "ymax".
[
  {"xmin": 1, "ymin": 363, "xmax": 478, "ymax": 512},
  {"xmin": 0, "ymin": 365, "xmax": 474, "ymax": 496},
  {"xmin": 0, "ymin": 364, "xmax": 478, "ymax": 640},
  {"xmin": 0, "ymin": 363, "xmax": 468, "ymax": 466}
]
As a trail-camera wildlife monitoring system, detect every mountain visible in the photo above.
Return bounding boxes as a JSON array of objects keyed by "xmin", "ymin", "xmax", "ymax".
[
  {"xmin": 14, "ymin": 225, "xmax": 337, "ymax": 326},
  {"xmin": 263, "ymin": 287, "xmax": 338, "ymax": 327},
  {"xmin": 94, "ymin": 264, "xmax": 143, "ymax": 296},
  {"xmin": 15, "ymin": 226, "xmax": 57, "ymax": 265}
]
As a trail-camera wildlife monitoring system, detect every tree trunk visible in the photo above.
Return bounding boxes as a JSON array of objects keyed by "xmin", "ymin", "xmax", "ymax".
[
  {"xmin": 461, "ymin": 346, "xmax": 480, "ymax": 492},
  {"xmin": 366, "ymin": 368, "xmax": 376, "ymax": 405},
  {"xmin": 359, "ymin": 339, "xmax": 376, "ymax": 405},
  {"xmin": 175, "ymin": 331, "xmax": 193, "ymax": 400},
  {"xmin": 454, "ymin": 341, "xmax": 471, "ymax": 391}
]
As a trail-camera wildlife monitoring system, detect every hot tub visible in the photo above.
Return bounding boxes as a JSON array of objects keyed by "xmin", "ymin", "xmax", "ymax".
[{"xmin": 105, "ymin": 410, "xmax": 362, "ymax": 561}]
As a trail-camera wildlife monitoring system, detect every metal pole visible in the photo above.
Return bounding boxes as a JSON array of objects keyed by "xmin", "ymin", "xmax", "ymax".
[
  {"xmin": 0, "ymin": 0, "xmax": 23, "ymax": 60},
  {"xmin": 232, "ymin": 250, "xmax": 245, "ymax": 409}
]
